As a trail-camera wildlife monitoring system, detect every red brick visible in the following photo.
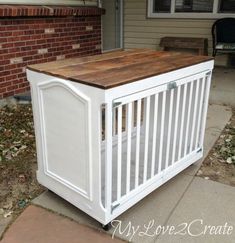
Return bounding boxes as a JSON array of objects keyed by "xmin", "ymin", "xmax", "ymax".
[
  {"xmin": 0, "ymin": 87, "xmax": 6, "ymax": 93},
  {"xmin": 0, "ymin": 8, "xmax": 102, "ymax": 98},
  {"xmin": 3, "ymin": 91, "xmax": 14, "ymax": 97},
  {"xmin": 7, "ymin": 84, "xmax": 18, "ymax": 91}
]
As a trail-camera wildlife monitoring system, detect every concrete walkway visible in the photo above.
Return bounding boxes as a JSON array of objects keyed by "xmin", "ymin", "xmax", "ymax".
[
  {"xmin": 210, "ymin": 67, "xmax": 235, "ymax": 107},
  {"xmin": 0, "ymin": 103, "xmax": 233, "ymax": 242}
]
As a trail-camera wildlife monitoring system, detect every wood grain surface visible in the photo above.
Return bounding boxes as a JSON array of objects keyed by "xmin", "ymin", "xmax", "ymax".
[{"xmin": 28, "ymin": 49, "xmax": 213, "ymax": 89}]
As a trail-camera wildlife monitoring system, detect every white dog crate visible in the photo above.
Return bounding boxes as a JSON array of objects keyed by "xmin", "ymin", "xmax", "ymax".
[{"xmin": 27, "ymin": 49, "xmax": 214, "ymax": 227}]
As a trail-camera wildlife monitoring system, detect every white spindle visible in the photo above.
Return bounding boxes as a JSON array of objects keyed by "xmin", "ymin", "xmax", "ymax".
[
  {"xmin": 178, "ymin": 83, "xmax": 187, "ymax": 160},
  {"xmin": 117, "ymin": 105, "xmax": 122, "ymax": 200},
  {"xmin": 158, "ymin": 92, "xmax": 166, "ymax": 173},
  {"xmin": 105, "ymin": 103, "xmax": 112, "ymax": 209},
  {"xmin": 199, "ymin": 73, "xmax": 212, "ymax": 148},
  {"xmin": 143, "ymin": 96, "xmax": 150, "ymax": 182},
  {"xmin": 151, "ymin": 94, "xmax": 159, "ymax": 178},
  {"xmin": 165, "ymin": 89, "xmax": 174, "ymax": 168},
  {"xmin": 126, "ymin": 102, "xmax": 132, "ymax": 193},
  {"xmin": 190, "ymin": 79, "xmax": 200, "ymax": 152},
  {"xmin": 171, "ymin": 85, "xmax": 181, "ymax": 164},
  {"xmin": 195, "ymin": 77, "xmax": 206, "ymax": 149},
  {"xmin": 135, "ymin": 99, "xmax": 142, "ymax": 188},
  {"xmin": 184, "ymin": 81, "xmax": 194, "ymax": 156},
  {"xmin": 111, "ymin": 71, "xmax": 212, "ymax": 203}
]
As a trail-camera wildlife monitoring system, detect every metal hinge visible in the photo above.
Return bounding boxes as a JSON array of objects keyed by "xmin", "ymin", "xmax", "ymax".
[
  {"xmin": 167, "ymin": 81, "xmax": 177, "ymax": 90},
  {"xmin": 206, "ymin": 71, "xmax": 212, "ymax": 76},
  {"xmin": 112, "ymin": 101, "xmax": 122, "ymax": 108},
  {"xmin": 111, "ymin": 203, "xmax": 120, "ymax": 213},
  {"xmin": 197, "ymin": 148, "xmax": 202, "ymax": 153}
]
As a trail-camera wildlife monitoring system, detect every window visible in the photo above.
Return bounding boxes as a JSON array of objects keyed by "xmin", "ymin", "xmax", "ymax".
[
  {"xmin": 153, "ymin": 0, "xmax": 171, "ymax": 13},
  {"xmin": 219, "ymin": 0, "xmax": 235, "ymax": 13},
  {"xmin": 175, "ymin": 0, "xmax": 214, "ymax": 13},
  {"xmin": 148, "ymin": 0, "xmax": 235, "ymax": 18}
]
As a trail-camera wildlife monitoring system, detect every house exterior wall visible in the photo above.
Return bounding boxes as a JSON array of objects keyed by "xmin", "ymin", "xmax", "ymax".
[
  {"xmin": 0, "ymin": 0, "xmax": 97, "ymax": 5},
  {"xmin": 0, "ymin": 5, "xmax": 103, "ymax": 99},
  {"xmin": 124, "ymin": 0, "xmax": 214, "ymax": 53}
]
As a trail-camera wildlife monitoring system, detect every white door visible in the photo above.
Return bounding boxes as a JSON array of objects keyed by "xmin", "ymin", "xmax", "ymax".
[{"xmin": 101, "ymin": 0, "xmax": 123, "ymax": 51}]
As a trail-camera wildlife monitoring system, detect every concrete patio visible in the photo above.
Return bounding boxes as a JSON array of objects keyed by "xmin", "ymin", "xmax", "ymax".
[
  {"xmin": 210, "ymin": 67, "xmax": 235, "ymax": 107},
  {"xmin": 1, "ymin": 67, "xmax": 235, "ymax": 243}
]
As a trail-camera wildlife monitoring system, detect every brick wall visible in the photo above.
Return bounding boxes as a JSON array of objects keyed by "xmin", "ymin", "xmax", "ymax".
[{"xmin": 0, "ymin": 5, "xmax": 104, "ymax": 99}]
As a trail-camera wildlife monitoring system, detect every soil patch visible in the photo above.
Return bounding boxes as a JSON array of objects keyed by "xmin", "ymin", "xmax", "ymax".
[
  {"xmin": 0, "ymin": 104, "xmax": 44, "ymax": 219},
  {"xmin": 197, "ymin": 109, "xmax": 235, "ymax": 186}
]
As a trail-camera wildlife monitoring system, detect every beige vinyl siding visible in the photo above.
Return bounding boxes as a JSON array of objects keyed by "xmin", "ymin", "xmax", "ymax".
[
  {"xmin": 124, "ymin": 0, "xmax": 215, "ymax": 54},
  {"xmin": 0, "ymin": 0, "xmax": 98, "ymax": 5}
]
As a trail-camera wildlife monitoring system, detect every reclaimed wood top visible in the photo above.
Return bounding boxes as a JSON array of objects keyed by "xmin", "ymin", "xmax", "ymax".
[{"xmin": 27, "ymin": 49, "xmax": 213, "ymax": 89}]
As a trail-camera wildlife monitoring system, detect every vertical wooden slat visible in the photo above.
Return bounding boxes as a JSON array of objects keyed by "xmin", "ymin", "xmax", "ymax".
[
  {"xmin": 117, "ymin": 105, "xmax": 122, "ymax": 200},
  {"xmin": 178, "ymin": 83, "xmax": 187, "ymax": 160},
  {"xmin": 104, "ymin": 103, "xmax": 112, "ymax": 209},
  {"xmin": 112, "ymin": 107, "xmax": 116, "ymax": 136},
  {"xmin": 151, "ymin": 94, "xmax": 159, "ymax": 177},
  {"xmin": 184, "ymin": 82, "xmax": 194, "ymax": 156},
  {"xmin": 125, "ymin": 104, "xmax": 128, "ymax": 132},
  {"xmin": 126, "ymin": 102, "xmax": 132, "ymax": 193},
  {"xmin": 143, "ymin": 96, "xmax": 150, "ymax": 182},
  {"xmin": 165, "ymin": 89, "xmax": 174, "ymax": 168},
  {"xmin": 132, "ymin": 102, "xmax": 135, "ymax": 127},
  {"xmin": 135, "ymin": 99, "xmax": 142, "ymax": 188},
  {"xmin": 171, "ymin": 85, "xmax": 181, "ymax": 164},
  {"xmin": 158, "ymin": 92, "xmax": 166, "ymax": 173},
  {"xmin": 195, "ymin": 77, "xmax": 206, "ymax": 149},
  {"xmin": 199, "ymin": 73, "xmax": 212, "ymax": 148},
  {"xmin": 189, "ymin": 79, "xmax": 200, "ymax": 152}
]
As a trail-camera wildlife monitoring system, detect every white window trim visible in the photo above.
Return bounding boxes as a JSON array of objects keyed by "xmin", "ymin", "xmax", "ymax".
[
  {"xmin": 148, "ymin": 0, "xmax": 235, "ymax": 19},
  {"xmin": 0, "ymin": 0, "xmax": 97, "ymax": 6}
]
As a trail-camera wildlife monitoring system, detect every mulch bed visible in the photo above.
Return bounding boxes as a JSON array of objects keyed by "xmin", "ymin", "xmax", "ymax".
[
  {"xmin": 197, "ymin": 109, "xmax": 235, "ymax": 186},
  {"xmin": 0, "ymin": 104, "xmax": 44, "ymax": 219}
]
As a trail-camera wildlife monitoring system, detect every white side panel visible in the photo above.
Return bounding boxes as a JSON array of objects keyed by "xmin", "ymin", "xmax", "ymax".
[{"xmin": 38, "ymin": 81, "xmax": 92, "ymax": 200}]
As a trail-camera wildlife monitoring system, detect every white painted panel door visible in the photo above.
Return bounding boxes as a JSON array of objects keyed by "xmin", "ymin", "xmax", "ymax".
[{"xmin": 38, "ymin": 81, "xmax": 92, "ymax": 200}]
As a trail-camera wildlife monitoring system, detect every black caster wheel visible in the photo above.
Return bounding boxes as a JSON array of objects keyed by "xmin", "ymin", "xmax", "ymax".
[{"xmin": 102, "ymin": 223, "xmax": 112, "ymax": 231}]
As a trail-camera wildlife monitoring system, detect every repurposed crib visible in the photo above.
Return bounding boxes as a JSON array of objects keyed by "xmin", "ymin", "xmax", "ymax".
[{"xmin": 27, "ymin": 49, "xmax": 214, "ymax": 228}]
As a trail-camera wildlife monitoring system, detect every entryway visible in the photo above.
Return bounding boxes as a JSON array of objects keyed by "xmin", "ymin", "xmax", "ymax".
[{"xmin": 101, "ymin": 0, "xmax": 123, "ymax": 51}]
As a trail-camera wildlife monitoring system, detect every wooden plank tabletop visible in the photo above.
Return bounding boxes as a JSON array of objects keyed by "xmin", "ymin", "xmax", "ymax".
[{"xmin": 27, "ymin": 49, "xmax": 213, "ymax": 89}]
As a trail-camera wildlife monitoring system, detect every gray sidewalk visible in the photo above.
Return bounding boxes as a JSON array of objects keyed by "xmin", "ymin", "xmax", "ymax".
[
  {"xmin": 210, "ymin": 67, "xmax": 235, "ymax": 107},
  {"xmin": 156, "ymin": 177, "xmax": 235, "ymax": 243},
  {"xmin": 32, "ymin": 103, "xmax": 234, "ymax": 243}
]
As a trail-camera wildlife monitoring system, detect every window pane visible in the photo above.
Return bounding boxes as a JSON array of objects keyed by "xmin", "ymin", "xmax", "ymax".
[
  {"xmin": 219, "ymin": 0, "xmax": 235, "ymax": 13},
  {"xmin": 153, "ymin": 0, "xmax": 171, "ymax": 13},
  {"xmin": 175, "ymin": 0, "xmax": 213, "ymax": 12}
]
